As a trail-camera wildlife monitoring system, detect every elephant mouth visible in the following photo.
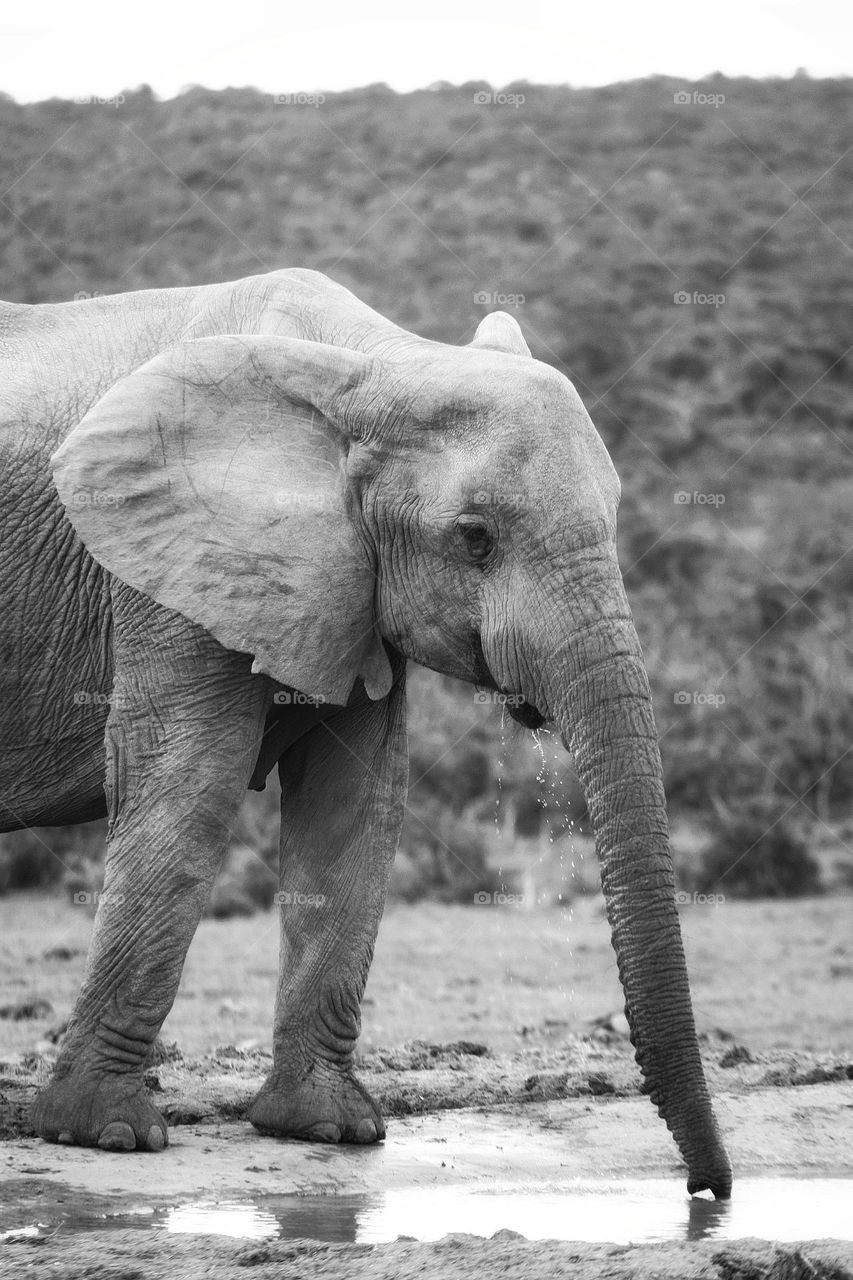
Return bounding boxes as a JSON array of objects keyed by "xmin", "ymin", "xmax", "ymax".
[
  {"xmin": 470, "ymin": 633, "xmax": 547, "ymax": 731},
  {"xmin": 506, "ymin": 698, "xmax": 547, "ymax": 730}
]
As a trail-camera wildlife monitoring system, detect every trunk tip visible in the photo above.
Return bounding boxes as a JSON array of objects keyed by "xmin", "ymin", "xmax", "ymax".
[{"xmin": 687, "ymin": 1168, "xmax": 733, "ymax": 1200}]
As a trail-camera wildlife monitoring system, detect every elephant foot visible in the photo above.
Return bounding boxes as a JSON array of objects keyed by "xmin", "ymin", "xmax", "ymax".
[
  {"xmin": 249, "ymin": 1066, "xmax": 385, "ymax": 1144},
  {"xmin": 32, "ymin": 1071, "xmax": 168, "ymax": 1152}
]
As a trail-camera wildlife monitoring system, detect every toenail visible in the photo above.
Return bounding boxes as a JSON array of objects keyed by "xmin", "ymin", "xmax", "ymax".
[
  {"xmin": 98, "ymin": 1122, "xmax": 136, "ymax": 1151},
  {"xmin": 354, "ymin": 1119, "xmax": 378, "ymax": 1143},
  {"xmin": 57, "ymin": 1130, "xmax": 75, "ymax": 1144},
  {"xmin": 310, "ymin": 1122, "xmax": 341, "ymax": 1143},
  {"xmin": 147, "ymin": 1124, "xmax": 167, "ymax": 1151}
]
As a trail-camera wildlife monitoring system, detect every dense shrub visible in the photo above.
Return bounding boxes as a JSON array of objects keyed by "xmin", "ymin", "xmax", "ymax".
[
  {"xmin": 694, "ymin": 799, "xmax": 822, "ymax": 899},
  {"xmin": 0, "ymin": 822, "xmax": 106, "ymax": 895},
  {"xmin": 395, "ymin": 797, "xmax": 511, "ymax": 903}
]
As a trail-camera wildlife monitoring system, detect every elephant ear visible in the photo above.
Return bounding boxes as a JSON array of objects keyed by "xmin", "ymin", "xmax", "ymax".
[
  {"xmin": 471, "ymin": 312, "xmax": 532, "ymax": 357},
  {"xmin": 50, "ymin": 335, "xmax": 393, "ymax": 707}
]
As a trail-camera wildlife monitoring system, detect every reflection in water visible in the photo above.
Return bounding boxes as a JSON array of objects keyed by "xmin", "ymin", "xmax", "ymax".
[
  {"xmin": 6, "ymin": 1178, "xmax": 853, "ymax": 1245},
  {"xmin": 356, "ymin": 1182, "xmax": 701, "ymax": 1244},
  {"xmin": 352, "ymin": 1179, "xmax": 853, "ymax": 1245},
  {"xmin": 160, "ymin": 1179, "xmax": 853, "ymax": 1245},
  {"xmin": 686, "ymin": 1193, "xmax": 734, "ymax": 1242},
  {"xmin": 166, "ymin": 1202, "xmax": 280, "ymax": 1240},
  {"xmin": 166, "ymin": 1195, "xmax": 365, "ymax": 1243}
]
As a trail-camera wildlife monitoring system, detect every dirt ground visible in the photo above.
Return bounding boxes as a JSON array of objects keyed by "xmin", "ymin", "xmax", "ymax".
[{"xmin": 1, "ymin": 892, "xmax": 852, "ymax": 1278}]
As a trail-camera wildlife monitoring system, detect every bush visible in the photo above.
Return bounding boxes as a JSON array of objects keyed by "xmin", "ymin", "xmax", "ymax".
[
  {"xmin": 694, "ymin": 800, "xmax": 822, "ymax": 898},
  {"xmin": 206, "ymin": 844, "xmax": 278, "ymax": 918},
  {"xmin": 0, "ymin": 822, "xmax": 105, "ymax": 895},
  {"xmin": 393, "ymin": 799, "xmax": 512, "ymax": 903}
]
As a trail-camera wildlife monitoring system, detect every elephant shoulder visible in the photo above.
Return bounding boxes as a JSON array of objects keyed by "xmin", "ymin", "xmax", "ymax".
[{"xmin": 236, "ymin": 268, "xmax": 409, "ymax": 349}]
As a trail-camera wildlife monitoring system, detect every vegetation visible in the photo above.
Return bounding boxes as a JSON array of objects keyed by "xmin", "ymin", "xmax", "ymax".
[{"xmin": 1, "ymin": 74, "xmax": 851, "ymax": 899}]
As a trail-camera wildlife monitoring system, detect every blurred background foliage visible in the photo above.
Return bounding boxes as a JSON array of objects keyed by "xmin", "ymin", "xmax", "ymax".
[{"xmin": 1, "ymin": 74, "xmax": 852, "ymax": 903}]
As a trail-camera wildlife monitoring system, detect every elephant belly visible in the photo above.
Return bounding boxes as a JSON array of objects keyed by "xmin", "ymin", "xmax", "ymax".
[
  {"xmin": 0, "ymin": 728, "xmax": 108, "ymax": 831},
  {"xmin": 0, "ymin": 480, "xmax": 112, "ymax": 831}
]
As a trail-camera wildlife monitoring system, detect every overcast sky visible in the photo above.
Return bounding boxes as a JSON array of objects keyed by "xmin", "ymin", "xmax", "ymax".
[{"xmin": 2, "ymin": 0, "xmax": 850, "ymax": 103}]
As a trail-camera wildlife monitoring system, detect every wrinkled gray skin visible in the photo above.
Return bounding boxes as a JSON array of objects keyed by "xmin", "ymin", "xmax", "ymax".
[{"xmin": 0, "ymin": 269, "xmax": 732, "ymax": 1197}]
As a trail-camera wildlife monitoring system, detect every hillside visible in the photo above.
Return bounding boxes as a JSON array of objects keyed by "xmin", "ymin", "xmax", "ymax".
[{"xmin": 1, "ymin": 75, "xmax": 852, "ymax": 896}]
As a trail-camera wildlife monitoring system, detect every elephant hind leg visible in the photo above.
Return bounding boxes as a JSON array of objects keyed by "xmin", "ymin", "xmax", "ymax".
[{"xmin": 32, "ymin": 586, "xmax": 271, "ymax": 1151}]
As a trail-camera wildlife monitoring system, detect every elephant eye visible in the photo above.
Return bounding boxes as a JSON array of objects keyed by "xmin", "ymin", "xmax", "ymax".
[{"xmin": 456, "ymin": 517, "xmax": 495, "ymax": 564}]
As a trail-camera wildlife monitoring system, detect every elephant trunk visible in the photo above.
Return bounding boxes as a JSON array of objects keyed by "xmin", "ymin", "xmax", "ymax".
[{"xmin": 533, "ymin": 561, "xmax": 732, "ymax": 1198}]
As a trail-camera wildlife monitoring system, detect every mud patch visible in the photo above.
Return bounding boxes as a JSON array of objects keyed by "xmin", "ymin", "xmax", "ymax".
[{"xmin": 4, "ymin": 1040, "xmax": 853, "ymax": 1141}]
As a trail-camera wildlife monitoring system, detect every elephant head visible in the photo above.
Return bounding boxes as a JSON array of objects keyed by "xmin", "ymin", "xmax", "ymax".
[{"xmin": 51, "ymin": 310, "xmax": 732, "ymax": 1198}]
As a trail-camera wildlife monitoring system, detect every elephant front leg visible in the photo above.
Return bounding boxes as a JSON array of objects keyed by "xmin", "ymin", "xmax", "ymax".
[
  {"xmin": 32, "ymin": 593, "xmax": 270, "ymax": 1151},
  {"xmin": 249, "ymin": 662, "xmax": 407, "ymax": 1144}
]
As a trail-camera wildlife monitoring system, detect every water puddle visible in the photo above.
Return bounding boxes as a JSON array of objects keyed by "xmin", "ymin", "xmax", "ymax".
[{"xmin": 3, "ymin": 1178, "xmax": 851, "ymax": 1245}]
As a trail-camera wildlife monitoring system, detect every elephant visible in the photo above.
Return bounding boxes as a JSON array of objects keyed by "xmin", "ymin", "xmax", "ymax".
[{"xmin": 0, "ymin": 268, "xmax": 732, "ymax": 1198}]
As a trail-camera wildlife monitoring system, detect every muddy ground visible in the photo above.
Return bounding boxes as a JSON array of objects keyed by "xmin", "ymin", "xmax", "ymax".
[{"xmin": 1, "ymin": 893, "xmax": 851, "ymax": 1277}]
